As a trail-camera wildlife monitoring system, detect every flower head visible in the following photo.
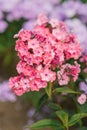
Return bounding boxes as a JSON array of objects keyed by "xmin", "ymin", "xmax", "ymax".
[{"xmin": 9, "ymin": 14, "xmax": 82, "ymax": 96}]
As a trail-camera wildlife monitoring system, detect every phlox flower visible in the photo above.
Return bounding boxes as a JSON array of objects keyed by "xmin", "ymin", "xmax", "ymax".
[
  {"xmin": 77, "ymin": 94, "xmax": 86, "ymax": 105},
  {"xmin": 57, "ymin": 62, "xmax": 80, "ymax": 85},
  {"xmin": 29, "ymin": 78, "xmax": 47, "ymax": 91},
  {"xmin": 9, "ymin": 14, "xmax": 82, "ymax": 96},
  {"xmin": 40, "ymin": 68, "xmax": 56, "ymax": 82},
  {"xmin": 9, "ymin": 75, "xmax": 30, "ymax": 96},
  {"xmin": 36, "ymin": 13, "xmax": 48, "ymax": 26},
  {"xmin": 57, "ymin": 70, "xmax": 70, "ymax": 86}
]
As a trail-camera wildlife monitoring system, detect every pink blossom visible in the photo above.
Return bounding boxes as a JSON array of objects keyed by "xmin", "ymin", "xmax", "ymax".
[
  {"xmin": 28, "ymin": 39, "xmax": 39, "ymax": 50},
  {"xmin": 80, "ymin": 53, "xmax": 87, "ymax": 62},
  {"xmin": 36, "ymin": 13, "xmax": 48, "ymax": 26},
  {"xmin": 77, "ymin": 94, "xmax": 86, "ymax": 105},
  {"xmin": 69, "ymin": 62, "xmax": 80, "ymax": 81},
  {"xmin": 40, "ymin": 68, "xmax": 56, "ymax": 82},
  {"xmin": 57, "ymin": 62, "xmax": 80, "ymax": 85},
  {"xmin": 9, "ymin": 14, "xmax": 82, "ymax": 96},
  {"xmin": 49, "ymin": 19, "xmax": 59, "ymax": 28},
  {"xmin": 14, "ymin": 29, "xmax": 31, "ymax": 42},
  {"xmin": 84, "ymin": 68, "xmax": 87, "ymax": 73},
  {"xmin": 64, "ymin": 42, "xmax": 82, "ymax": 60},
  {"xmin": 57, "ymin": 71, "xmax": 70, "ymax": 85},
  {"xmin": 9, "ymin": 75, "xmax": 30, "ymax": 96},
  {"xmin": 30, "ymin": 78, "xmax": 47, "ymax": 91}
]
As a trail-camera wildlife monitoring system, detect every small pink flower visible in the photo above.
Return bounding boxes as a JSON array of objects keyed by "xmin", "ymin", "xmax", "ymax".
[
  {"xmin": 57, "ymin": 62, "xmax": 80, "ymax": 85},
  {"xmin": 77, "ymin": 94, "xmax": 86, "ymax": 105},
  {"xmin": 84, "ymin": 68, "xmax": 87, "ymax": 73},
  {"xmin": 28, "ymin": 39, "xmax": 39, "ymax": 49},
  {"xmin": 40, "ymin": 68, "xmax": 56, "ymax": 82},
  {"xmin": 16, "ymin": 29, "xmax": 31, "ymax": 42},
  {"xmin": 50, "ymin": 19, "xmax": 59, "ymax": 28},
  {"xmin": 36, "ymin": 13, "xmax": 48, "ymax": 26},
  {"xmin": 64, "ymin": 37, "xmax": 82, "ymax": 60},
  {"xmin": 69, "ymin": 62, "xmax": 80, "ymax": 81},
  {"xmin": 30, "ymin": 78, "xmax": 47, "ymax": 91},
  {"xmin": 9, "ymin": 75, "xmax": 30, "ymax": 96},
  {"xmin": 57, "ymin": 70, "xmax": 70, "ymax": 85}
]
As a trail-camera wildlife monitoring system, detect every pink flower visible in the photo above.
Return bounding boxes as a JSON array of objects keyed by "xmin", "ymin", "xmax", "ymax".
[
  {"xmin": 49, "ymin": 19, "xmax": 59, "ymax": 28},
  {"xmin": 9, "ymin": 14, "xmax": 82, "ymax": 96},
  {"xmin": 40, "ymin": 68, "xmax": 56, "ymax": 82},
  {"xmin": 57, "ymin": 71, "xmax": 70, "ymax": 85},
  {"xmin": 84, "ymin": 68, "xmax": 87, "ymax": 73},
  {"xmin": 30, "ymin": 78, "xmax": 47, "ymax": 91},
  {"xmin": 80, "ymin": 52, "xmax": 87, "ymax": 62},
  {"xmin": 77, "ymin": 94, "xmax": 86, "ymax": 105},
  {"xmin": 14, "ymin": 29, "xmax": 31, "ymax": 42},
  {"xmin": 57, "ymin": 62, "xmax": 80, "ymax": 85},
  {"xmin": 28, "ymin": 39, "xmax": 39, "ymax": 50},
  {"xmin": 15, "ymin": 39, "xmax": 29, "ymax": 59},
  {"xmin": 69, "ymin": 62, "xmax": 80, "ymax": 81},
  {"xmin": 36, "ymin": 13, "xmax": 48, "ymax": 26},
  {"xmin": 64, "ymin": 35, "xmax": 82, "ymax": 60},
  {"xmin": 9, "ymin": 75, "xmax": 30, "ymax": 96}
]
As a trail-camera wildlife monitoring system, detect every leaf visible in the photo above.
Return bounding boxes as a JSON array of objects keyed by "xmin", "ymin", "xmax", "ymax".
[
  {"xmin": 78, "ymin": 102, "xmax": 87, "ymax": 113},
  {"xmin": 69, "ymin": 113, "xmax": 87, "ymax": 126},
  {"xmin": 53, "ymin": 87, "xmax": 80, "ymax": 94},
  {"xmin": 30, "ymin": 119, "xmax": 63, "ymax": 129},
  {"xmin": 56, "ymin": 110, "xmax": 68, "ymax": 129},
  {"xmin": 78, "ymin": 127, "xmax": 87, "ymax": 130},
  {"xmin": 48, "ymin": 102, "xmax": 62, "ymax": 110},
  {"xmin": 36, "ymin": 93, "xmax": 48, "ymax": 112}
]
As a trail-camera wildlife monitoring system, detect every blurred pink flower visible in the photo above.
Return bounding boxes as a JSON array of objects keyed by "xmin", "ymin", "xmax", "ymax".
[
  {"xmin": 0, "ymin": 20, "xmax": 8, "ymax": 33},
  {"xmin": 77, "ymin": 94, "xmax": 86, "ymax": 105}
]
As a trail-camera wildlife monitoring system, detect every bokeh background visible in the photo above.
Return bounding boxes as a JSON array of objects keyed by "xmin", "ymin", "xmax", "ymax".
[{"xmin": 0, "ymin": 0, "xmax": 87, "ymax": 130}]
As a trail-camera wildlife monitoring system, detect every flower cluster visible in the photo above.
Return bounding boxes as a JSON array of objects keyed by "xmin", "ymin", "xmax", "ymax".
[{"xmin": 9, "ymin": 14, "xmax": 82, "ymax": 96}]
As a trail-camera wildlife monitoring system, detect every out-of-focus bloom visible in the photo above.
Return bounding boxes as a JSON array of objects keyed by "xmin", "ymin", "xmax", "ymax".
[
  {"xmin": 0, "ymin": 0, "xmax": 20, "ymax": 12},
  {"xmin": 65, "ymin": 19, "xmax": 87, "ymax": 52},
  {"xmin": 23, "ymin": 20, "xmax": 35, "ymax": 30},
  {"xmin": 0, "ymin": 11, "xmax": 3, "ymax": 19},
  {"xmin": 0, "ymin": 80, "xmax": 17, "ymax": 102},
  {"xmin": 80, "ymin": 52, "xmax": 87, "ymax": 73},
  {"xmin": 0, "ymin": 20, "xmax": 8, "ymax": 33},
  {"xmin": 80, "ymin": 52, "xmax": 87, "ymax": 63},
  {"xmin": 77, "ymin": 94, "xmax": 86, "ymax": 105},
  {"xmin": 79, "ymin": 80, "xmax": 87, "ymax": 94}
]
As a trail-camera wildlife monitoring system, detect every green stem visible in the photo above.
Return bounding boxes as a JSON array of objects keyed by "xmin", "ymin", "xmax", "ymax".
[{"xmin": 45, "ymin": 82, "xmax": 52, "ymax": 100}]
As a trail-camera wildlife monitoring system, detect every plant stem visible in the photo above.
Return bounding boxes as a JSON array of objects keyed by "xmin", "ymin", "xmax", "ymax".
[{"xmin": 45, "ymin": 82, "xmax": 52, "ymax": 100}]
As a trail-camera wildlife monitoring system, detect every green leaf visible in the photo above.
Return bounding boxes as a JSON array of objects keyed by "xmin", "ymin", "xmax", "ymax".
[
  {"xmin": 30, "ymin": 119, "xmax": 63, "ymax": 129},
  {"xmin": 78, "ymin": 102, "xmax": 87, "ymax": 113},
  {"xmin": 48, "ymin": 102, "xmax": 62, "ymax": 110},
  {"xmin": 69, "ymin": 113, "xmax": 87, "ymax": 126},
  {"xmin": 36, "ymin": 93, "xmax": 48, "ymax": 112},
  {"xmin": 53, "ymin": 87, "xmax": 80, "ymax": 94},
  {"xmin": 78, "ymin": 127, "xmax": 87, "ymax": 130},
  {"xmin": 56, "ymin": 110, "xmax": 68, "ymax": 129}
]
